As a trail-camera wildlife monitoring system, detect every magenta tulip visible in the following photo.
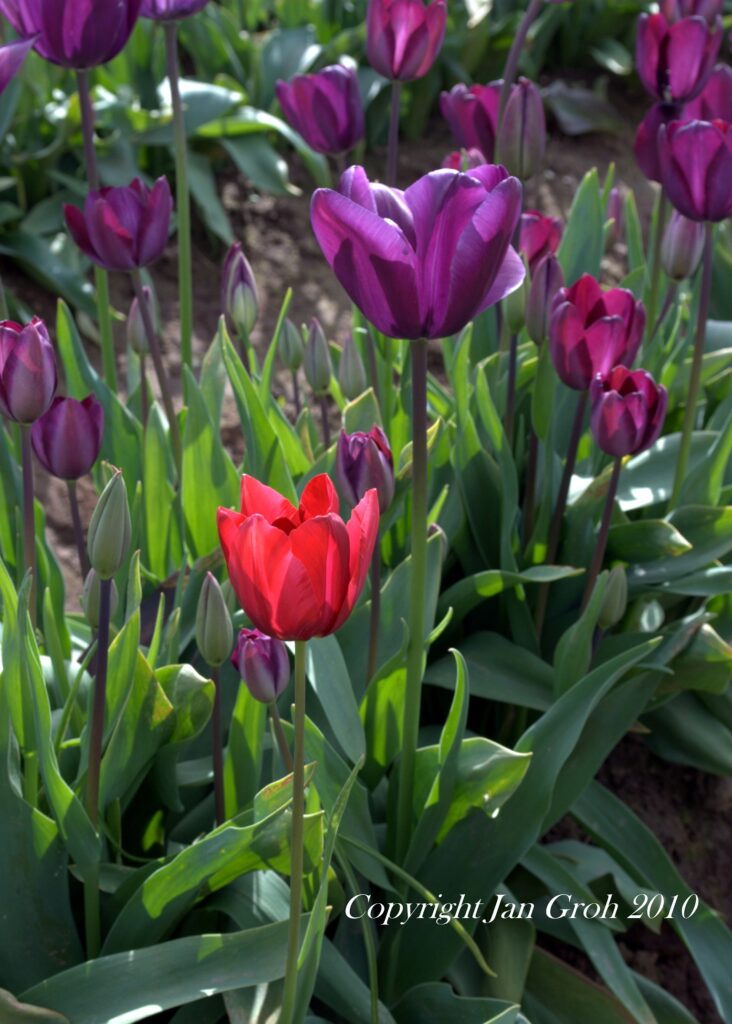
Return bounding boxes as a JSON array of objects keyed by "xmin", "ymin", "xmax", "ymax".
[
  {"xmin": 231, "ymin": 628, "xmax": 291, "ymax": 704},
  {"xmin": 276, "ymin": 65, "xmax": 364, "ymax": 156},
  {"xmin": 0, "ymin": 0, "xmax": 142, "ymax": 69},
  {"xmin": 141, "ymin": 0, "xmax": 208, "ymax": 17},
  {"xmin": 32, "ymin": 395, "xmax": 104, "ymax": 480},
  {"xmin": 0, "ymin": 36, "xmax": 34, "ymax": 94},
  {"xmin": 659, "ymin": 119, "xmax": 732, "ymax": 222},
  {"xmin": 635, "ymin": 12, "xmax": 722, "ymax": 103},
  {"xmin": 634, "ymin": 102, "xmax": 682, "ymax": 183},
  {"xmin": 519, "ymin": 210, "xmax": 563, "ymax": 271},
  {"xmin": 440, "ymin": 83, "xmax": 502, "ymax": 161},
  {"xmin": 590, "ymin": 366, "xmax": 667, "ymax": 457},
  {"xmin": 311, "ymin": 164, "xmax": 524, "ymax": 341},
  {"xmin": 660, "ymin": 0, "xmax": 722, "ymax": 22},
  {"xmin": 366, "ymin": 0, "xmax": 446, "ymax": 82},
  {"xmin": 684, "ymin": 64, "xmax": 732, "ymax": 121},
  {"xmin": 64, "ymin": 177, "xmax": 172, "ymax": 272},
  {"xmin": 0, "ymin": 318, "xmax": 57, "ymax": 424},
  {"xmin": 549, "ymin": 275, "xmax": 645, "ymax": 392},
  {"xmin": 336, "ymin": 426, "xmax": 395, "ymax": 513}
]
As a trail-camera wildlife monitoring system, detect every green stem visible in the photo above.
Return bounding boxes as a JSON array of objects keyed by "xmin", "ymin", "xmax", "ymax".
[
  {"xmin": 670, "ymin": 223, "xmax": 714, "ymax": 508},
  {"xmin": 280, "ymin": 639, "xmax": 307, "ymax": 1024},
  {"xmin": 504, "ymin": 331, "xmax": 518, "ymax": 445},
  {"xmin": 581, "ymin": 456, "xmax": 621, "ymax": 611},
  {"xmin": 645, "ymin": 191, "xmax": 668, "ymax": 346},
  {"xmin": 523, "ymin": 427, "xmax": 539, "ymax": 544},
  {"xmin": 366, "ymin": 541, "xmax": 381, "ymax": 687},
  {"xmin": 20, "ymin": 425, "xmax": 36, "ymax": 627},
  {"xmin": 54, "ymin": 641, "xmax": 98, "ymax": 755},
  {"xmin": 270, "ymin": 701, "xmax": 294, "ymax": 773},
  {"xmin": 395, "ymin": 339, "xmax": 429, "ymax": 863},
  {"xmin": 76, "ymin": 70, "xmax": 117, "ymax": 391},
  {"xmin": 164, "ymin": 22, "xmax": 194, "ymax": 372},
  {"xmin": 211, "ymin": 665, "xmax": 225, "ymax": 826},
  {"xmin": 386, "ymin": 81, "xmax": 402, "ymax": 187},
  {"xmin": 496, "ymin": 0, "xmax": 544, "ymax": 142},
  {"xmin": 67, "ymin": 480, "xmax": 90, "ymax": 579},
  {"xmin": 319, "ymin": 394, "xmax": 331, "ymax": 449},
  {"xmin": 291, "ymin": 369, "xmax": 301, "ymax": 418}
]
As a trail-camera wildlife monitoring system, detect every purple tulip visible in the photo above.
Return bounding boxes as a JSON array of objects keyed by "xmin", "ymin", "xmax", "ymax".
[
  {"xmin": 31, "ymin": 394, "xmax": 104, "ymax": 480},
  {"xmin": 231, "ymin": 628, "xmax": 290, "ymax": 704},
  {"xmin": 0, "ymin": 0, "xmax": 142, "ymax": 69},
  {"xmin": 659, "ymin": 119, "xmax": 732, "ymax": 222},
  {"xmin": 660, "ymin": 0, "xmax": 722, "ymax": 23},
  {"xmin": 0, "ymin": 36, "xmax": 35, "ymax": 95},
  {"xmin": 519, "ymin": 210, "xmax": 563, "ymax": 272},
  {"xmin": 441, "ymin": 148, "xmax": 486, "ymax": 170},
  {"xmin": 221, "ymin": 242, "xmax": 259, "ymax": 337},
  {"xmin": 497, "ymin": 77, "xmax": 546, "ymax": 180},
  {"xmin": 526, "ymin": 254, "xmax": 564, "ymax": 346},
  {"xmin": 633, "ymin": 101, "xmax": 683, "ymax": 183},
  {"xmin": 590, "ymin": 366, "xmax": 667, "ymax": 457},
  {"xmin": 684, "ymin": 64, "xmax": 732, "ymax": 121},
  {"xmin": 635, "ymin": 13, "xmax": 722, "ymax": 103},
  {"xmin": 276, "ymin": 65, "xmax": 364, "ymax": 156},
  {"xmin": 336, "ymin": 426, "xmax": 395, "ymax": 513},
  {"xmin": 64, "ymin": 177, "xmax": 172, "ymax": 272},
  {"xmin": 0, "ymin": 318, "xmax": 57, "ymax": 424},
  {"xmin": 661, "ymin": 210, "xmax": 707, "ymax": 280},
  {"xmin": 440, "ymin": 83, "xmax": 502, "ymax": 161},
  {"xmin": 141, "ymin": 0, "xmax": 208, "ymax": 18},
  {"xmin": 549, "ymin": 275, "xmax": 645, "ymax": 392},
  {"xmin": 366, "ymin": 0, "xmax": 446, "ymax": 82}
]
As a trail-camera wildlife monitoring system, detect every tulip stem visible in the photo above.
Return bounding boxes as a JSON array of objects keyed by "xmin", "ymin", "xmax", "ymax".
[
  {"xmin": 497, "ymin": 0, "xmax": 543, "ymax": 141},
  {"xmin": 164, "ymin": 22, "xmax": 194, "ymax": 373},
  {"xmin": 76, "ymin": 70, "xmax": 117, "ymax": 392},
  {"xmin": 645, "ymin": 191, "xmax": 668, "ymax": 348},
  {"xmin": 670, "ymin": 222, "xmax": 714, "ymax": 508},
  {"xmin": 396, "ymin": 339, "xmax": 429, "ymax": 863},
  {"xmin": 67, "ymin": 480, "xmax": 90, "ymax": 579},
  {"xmin": 523, "ymin": 428, "xmax": 539, "ymax": 544},
  {"xmin": 366, "ymin": 541, "xmax": 382, "ymax": 687},
  {"xmin": 269, "ymin": 701, "xmax": 294, "ymax": 773},
  {"xmin": 504, "ymin": 331, "xmax": 518, "ymax": 446},
  {"xmin": 20, "ymin": 425, "xmax": 36, "ymax": 627},
  {"xmin": 211, "ymin": 665, "xmax": 225, "ymax": 826},
  {"xmin": 291, "ymin": 369, "xmax": 301, "ymax": 418},
  {"xmin": 534, "ymin": 390, "xmax": 588, "ymax": 639},
  {"xmin": 581, "ymin": 457, "xmax": 621, "ymax": 611},
  {"xmin": 131, "ymin": 270, "xmax": 182, "ymax": 477},
  {"xmin": 140, "ymin": 353, "xmax": 149, "ymax": 429},
  {"xmin": 648, "ymin": 281, "xmax": 677, "ymax": 346},
  {"xmin": 319, "ymin": 395, "xmax": 331, "ymax": 449},
  {"xmin": 281, "ymin": 639, "xmax": 307, "ymax": 1024},
  {"xmin": 386, "ymin": 81, "xmax": 402, "ymax": 186}
]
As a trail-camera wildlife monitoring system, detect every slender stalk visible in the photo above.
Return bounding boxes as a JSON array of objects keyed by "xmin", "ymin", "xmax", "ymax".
[
  {"xmin": 581, "ymin": 457, "xmax": 621, "ymax": 611},
  {"xmin": 140, "ymin": 353, "xmax": 149, "ymax": 429},
  {"xmin": 319, "ymin": 394, "xmax": 331, "ymax": 449},
  {"xmin": 131, "ymin": 270, "xmax": 182, "ymax": 476},
  {"xmin": 523, "ymin": 428, "xmax": 539, "ymax": 543},
  {"xmin": 504, "ymin": 331, "xmax": 518, "ymax": 445},
  {"xmin": 386, "ymin": 81, "xmax": 402, "ymax": 187},
  {"xmin": 67, "ymin": 480, "xmax": 90, "ymax": 578},
  {"xmin": 291, "ymin": 369, "xmax": 301, "ymax": 418},
  {"xmin": 366, "ymin": 541, "xmax": 382, "ymax": 687},
  {"xmin": 20, "ymin": 426, "xmax": 36, "ymax": 626},
  {"xmin": 280, "ymin": 639, "xmax": 307, "ymax": 1024},
  {"xmin": 534, "ymin": 391, "xmax": 588, "ymax": 638},
  {"xmin": 76, "ymin": 70, "xmax": 117, "ymax": 391},
  {"xmin": 211, "ymin": 665, "xmax": 225, "ymax": 826},
  {"xmin": 270, "ymin": 701, "xmax": 294, "ymax": 773},
  {"xmin": 496, "ymin": 0, "xmax": 544, "ymax": 139},
  {"xmin": 164, "ymin": 22, "xmax": 194, "ymax": 372},
  {"xmin": 648, "ymin": 281, "xmax": 677, "ymax": 346},
  {"xmin": 670, "ymin": 223, "xmax": 714, "ymax": 508},
  {"xmin": 396, "ymin": 339, "xmax": 429, "ymax": 863},
  {"xmin": 645, "ymin": 192, "xmax": 668, "ymax": 347}
]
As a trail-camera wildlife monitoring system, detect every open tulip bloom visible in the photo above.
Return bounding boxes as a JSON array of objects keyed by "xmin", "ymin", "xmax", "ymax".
[
  {"xmin": 0, "ymin": 0, "xmax": 142, "ymax": 68},
  {"xmin": 635, "ymin": 12, "xmax": 722, "ymax": 103},
  {"xmin": 591, "ymin": 366, "xmax": 668, "ymax": 458}
]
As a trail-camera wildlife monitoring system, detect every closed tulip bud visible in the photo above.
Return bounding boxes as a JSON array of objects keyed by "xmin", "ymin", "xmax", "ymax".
[
  {"xmin": 590, "ymin": 366, "xmax": 667, "ymax": 457},
  {"xmin": 497, "ymin": 78, "xmax": 546, "ymax": 180},
  {"xmin": 0, "ymin": 318, "xmax": 57, "ymax": 424},
  {"xmin": 82, "ymin": 569, "xmax": 119, "ymax": 629},
  {"xmin": 231, "ymin": 628, "xmax": 290, "ymax": 703},
  {"xmin": 276, "ymin": 64, "xmax": 364, "ymax": 156},
  {"xmin": 304, "ymin": 318, "xmax": 332, "ymax": 395},
  {"xmin": 87, "ymin": 470, "xmax": 131, "ymax": 580},
  {"xmin": 635, "ymin": 12, "xmax": 722, "ymax": 104},
  {"xmin": 660, "ymin": 119, "xmax": 732, "ymax": 222},
  {"xmin": 196, "ymin": 572, "xmax": 234, "ymax": 667},
  {"xmin": 280, "ymin": 318, "xmax": 304, "ymax": 371},
  {"xmin": 503, "ymin": 259, "xmax": 528, "ymax": 334},
  {"xmin": 598, "ymin": 566, "xmax": 628, "ymax": 630},
  {"xmin": 519, "ymin": 210, "xmax": 563, "ymax": 272},
  {"xmin": 366, "ymin": 0, "xmax": 446, "ymax": 82},
  {"xmin": 126, "ymin": 286, "xmax": 155, "ymax": 354},
  {"xmin": 661, "ymin": 211, "xmax": 706, "ymax": 280},
  {"xmin": 336, "ymin": 425, "xmax": 394, "ymax": 513},
  {"xmin": 338, "ymin": 334, "xmax": 367, "ymax": 400},
  {"xmin": 526, "ymin": 254, "xmax": 564, "ymax": 346},
  {"xmin": 440, "ymin": 83, "xmax": 501, "ymax": 162},
  {"xmin": 222, "ymin": 242, "xmax": 259, "ymax": 338},
  {"xmin": 32, "ymin": 394, "xmax": 104, "ymax": 480}
]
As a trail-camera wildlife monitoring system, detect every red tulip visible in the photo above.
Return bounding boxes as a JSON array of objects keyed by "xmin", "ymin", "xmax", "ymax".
[{"xmin": 218, "ymin": 474, "xmax": 379, "ymax": 641}]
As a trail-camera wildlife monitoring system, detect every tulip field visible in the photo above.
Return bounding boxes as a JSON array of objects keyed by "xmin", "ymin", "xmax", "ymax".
[{"xmin": 3, "ymin": 0, "xmax": 732, "ymax": 1022}]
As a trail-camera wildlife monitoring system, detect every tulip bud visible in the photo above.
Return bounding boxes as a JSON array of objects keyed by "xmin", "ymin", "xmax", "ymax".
[
  {"xmin": 31, "ymin": 394, "xmax": 104, "ymax": 481},
  {"xmin": 661, "ymin": 211, "xmax": 706, "ymax": 281},
  {"xmin": 497, "ymin": 78, "xmax": 546, "ymax": 180},
  {"xmin": 338, "ymin": 334, "xmax": 367, "ymax": 400},
  {"xmin": 82, "ymin": 569, "xmax": 119, "ymax": 629},
  {"xmin": 503, "ymin": 259, "xmax": 528, "ymax": 334},
  {"xmin": 280, "ymin": 318, "xmax": 304, "ymax": 371},
  {"xmin": 231, "ymin": 627, "xmax": 290, "ymax": 704},
  {"xmin": 222, "ymin": 242, "xmax": 259, "ymax": 338},
  {"xmin": 87, "ymin": 470, "xmax": 131, "ymax": 580},
  {"xmin": 590, "ymin": 367, "xmax": 667, "ymax": 457},
  {"xmin": 0, "ymin": 318, "xmax": 57, "ymax": 424},
  {"xmin": 304, "ymin": 318, "xmax": 332, "ymax": 395},
  {"xmin": 335, "ymin": 426, "xmax": 394, "ymax": 514},
  {"xmin": 196, "ymin": 572, "xmax": 234, "ymax": 667},
  {"xmin": 127, "ymin": 286, "xmax": 156, "ymax": 354},
  {"xmin": 598, "ymin": 566, "xmax": 628, "ymax": 630},
  {"xmin": 526, "ymin": 254, "xmax": 564, "ymax": 346}
]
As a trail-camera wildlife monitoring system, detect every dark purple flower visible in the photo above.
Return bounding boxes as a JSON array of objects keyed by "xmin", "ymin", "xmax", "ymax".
[
  {"xmin": 64, "ymin": 177, "xmax": 172, "ymax": 272},
  {"xmin": 497, "ymin": 77, "xmax": 546, "ymax": 180},
  {"xmin": 660, "ymin": 0, "xmax": 722, "ymax": 23},
  {"xmin": 336, "ymin": 425, "xmax": 394, "ymax": 513},
  {"xmin": 276, "ymin": 64, "xmax": 364, "ymax": 156},
  {"xmin": 519, "ymin": 210, "xmax": 563, "ymax": 271},
  {"xmin": 221, "ymin": 241, "xmax": 259, "ymax": 337},
  {"xmin": 684, "ymin": 64, "xmax": 732, "ymax": 121},
  {"xmin": 440, "ymin": 82, "xmax": 502, "ymax": 161},
  {"xmin": 659, "ymin": 119, "xmax": 732, "ymax": 222},
  {"xmin": 311, "ymin": 164, "xmax": 524, "ymax": 341},
  {"xmin": 366, "ymin": 0, "xmax": 446, "ymax": 82},
  {"xmin": 0, "ymin": 318, "xmax": 57, "ymax": 424},
  {"xmin": 661, "ymin": 210, "xmax": 707, "ymax": 280},
  {"xmin": 526, "ymin": 254, "xmax": 564, "ymax": 346},
  {"xmin": 231, "ymin": 627, "xmax": 291, "ymax": 704},
  {"xmin": 590, "ymin": 366, "xmax": 667, "ymax": 457},
  {"xmin": 32, "ymin": 394, "xmax": 104, "ymax": 480},
  {"xmin": 0, "ymin": 36, "xmax": 35, "ymax": 95},
  {"xmin": 0, "ymin": 0, "xmax": 142, "ymax": 69},
  {"xmin": 441, "ymin": 147, "xmax": 486, "ymax": 170},
  {"xmin": 634, "ymin": 101, "xmax": 683, "ymax": 183},
  {"xmin": 141, "ymin": 0, "xmax": 208, "ymax": 18},
  {"xmin": 635, "ymin": 12, "xmax": 722, "ymax": 103},
  {"xmin": 549, "ymin": 275, "xmax": 645, "ymax": 392}
]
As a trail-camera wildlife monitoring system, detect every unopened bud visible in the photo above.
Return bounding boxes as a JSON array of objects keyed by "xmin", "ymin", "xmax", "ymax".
[
  {"xmin": 598, "ymin": 566, "xmax": 628, "ymax": 630},
  {"xmin": 304, "ymin": 317, "xmax": 332, "ymax": 395},
  {"xmin": 196, "ymin": 572, "xmax": 234, "ymax": 667},
  {"xmin": 126, "ymin": 285, "xmax": 155, "ymax": 354},
  {"xmin": 87, "ymin": 470, "xmax": 131, "ymax": 580},
  {"xmin": 280, "ymin": 318, "xmax": 304, "ymax": 371},
  {"xmin": 232, "ymin": 627, "xmax": 290, "ymax": 704},
  {"xmin": 497, "ymin": 77, "xmax": 546, "ymax": 180},
  {"xmin": 661, "ymin": 210, "xmax": 706, "ymax": 282},
  {"xmin": 222, "ymin": 242, "xmax": 259, "ymax": 337},
  {"xmin": 82, "ymin": 569, "xmax": 119, "ymax": 628},
  {"xmin": 338, "ymin": 334, "xmax": 367, "ymax": 400},
  {"xmin": 526, "ymin": 254, "xmax": 564, "ymax": 346},
  {"xmin": 335, "ymin": 426, "xmax": 394, "ymax": 513}
]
